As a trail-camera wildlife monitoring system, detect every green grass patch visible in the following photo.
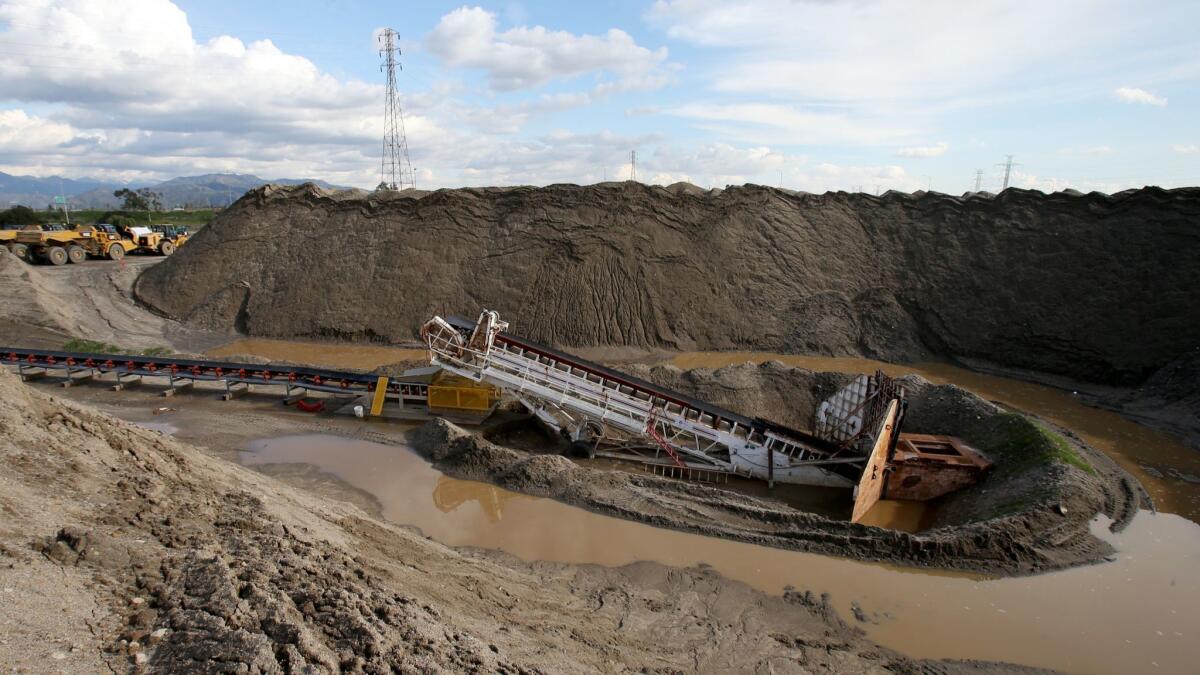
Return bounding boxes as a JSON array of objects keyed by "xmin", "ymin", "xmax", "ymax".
[
  {"xmin": 991, "ymin": 413, "xmax": 1095, "ymax": 475},
  {"xmin": 62, "ymin": 339, "xmax": 173, "ymax": 357}
]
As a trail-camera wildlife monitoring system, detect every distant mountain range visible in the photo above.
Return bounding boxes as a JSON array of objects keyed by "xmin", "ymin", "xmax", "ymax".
[{"xmin": 0, "ymin": 171, "xmax": 347, "ymax": 210}]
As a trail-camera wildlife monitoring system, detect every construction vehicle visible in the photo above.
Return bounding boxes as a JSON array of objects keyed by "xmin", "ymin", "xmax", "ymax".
[
  {"xmin": 13, "ymin": 224, "xmax": 90, "ymax": 265},
  {"xmin": 15, "ymin": 223, "xmax": 191, "ymax": 263},
  {"xmin": 1, "ymin": 226, "xmax": 19, "ymax": 254},
  {"xmin": 107, "ymin": 225, "xmax": 188, "ymax": 257}
]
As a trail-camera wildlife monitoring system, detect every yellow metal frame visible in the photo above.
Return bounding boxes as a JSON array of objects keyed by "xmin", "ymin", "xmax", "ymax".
[{"xmin": 370, "ymin": 376, "xmax": 389, "ymax": 416}]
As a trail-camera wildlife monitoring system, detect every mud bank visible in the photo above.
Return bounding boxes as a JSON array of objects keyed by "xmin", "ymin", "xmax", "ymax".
[
  {"xmin": 1, "ymin": 368, "xmax": 1045, "ymax": 673},
  {"xmin": 135, "ymin": 183, "xmax": 1200, "ymax": 388},
  {"xmin": 411, "ymin": 361, "xmax": 1146, "ymax": 577}
]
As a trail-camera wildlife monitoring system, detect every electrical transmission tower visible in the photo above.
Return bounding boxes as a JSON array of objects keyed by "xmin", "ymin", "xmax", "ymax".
[
  {"xmin": 974, "ymin": 169, "xmax": 984, "ymax": 192},
  {"xmin": 629, "ymin": 150, "xmax": 637, "ymax": 182},
  {"xmin": 378, "ymin": 28, "xmax": 415, "ymax": 191},
  {"xmin": 996, "ymin": 155, "xmax": 1020, "ymax": 191}
]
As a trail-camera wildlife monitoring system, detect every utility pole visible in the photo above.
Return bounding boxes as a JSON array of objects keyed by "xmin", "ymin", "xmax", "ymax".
[
  {"xmin": 629, "ymin": 150, "xmax": 637, "ymax": 182},
  {"xmin": 974, "ymin": 169, "xmax": 984, "ymax": 192},
  {"xmin": 378, "ymin": 28, "xmax": 415, "ymax": 190},
  {"xmin": 997, "ymin": 155, "xmax": 1020, "ymax": 191}
]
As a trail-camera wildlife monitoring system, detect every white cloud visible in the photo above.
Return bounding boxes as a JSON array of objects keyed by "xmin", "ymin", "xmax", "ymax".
[
  {"xmin": 896, "ymin": 142, "xmax": 949, "ymax": 158},
  {"xmin": 666, "ymin": 102, "xmax": 918, "ymax": 146},
  {"xmin": 1010, "ymin": 170, "xmax": 1126, "ymax": 194},
  {"xmin": 648, "ymin": 0, "xmax": 1136, "ymax": 102},
  {"xmin": 0, "ymin": 110, "xmax": 75, "ymax": 151},
  {"xmin": 1172, "ymin": 144, "xmax": 1198, "ymax": 155},
  {"xmin": 426, "ymin": 6, "xmax": 668, "ymax": 91},
  {"xmin": 0, "ymin": 0, "xmax": 435, "ymax": 186},
  {"xmin": 1114, "ymin": 87, "xmax": 1167, "ymax": 106}
]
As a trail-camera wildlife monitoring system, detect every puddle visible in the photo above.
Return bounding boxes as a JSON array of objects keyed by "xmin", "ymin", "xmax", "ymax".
[
  {"xmin": 667, "ymin": 352, "xmax": 1200, "ymax": 522},
  {"xmin": 241, "ymin": 434, "xmax": 1200, "ymax": 674},
  {"xmin": 205, "ymin": 338, "xmax": 425, "ymax": 371}
]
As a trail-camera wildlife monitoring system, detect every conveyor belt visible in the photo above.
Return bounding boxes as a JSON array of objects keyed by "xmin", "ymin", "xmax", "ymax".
[
  {"xmin": 1, "ymin": 347, "xmax": 430, "ymax": 397},
  {"xmin": 444, "ymin": 316, "xmax": 839, "ymax": 453}
]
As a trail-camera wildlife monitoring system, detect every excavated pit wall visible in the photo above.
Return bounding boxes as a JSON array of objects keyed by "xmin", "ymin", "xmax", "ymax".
[{"xmin": 135, "ymin": 183, "xmax": 1200, "ymax": 389}]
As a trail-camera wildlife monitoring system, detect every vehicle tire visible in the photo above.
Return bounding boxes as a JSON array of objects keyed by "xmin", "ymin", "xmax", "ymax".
[
  {"xmin": 9, "ymin": 243, "xmax": 28, "ymax": 261},
  {"xmin": 107, "ymin": 245, "xmax": 125, "ymax": 261},
  {"xmin": 159, "ymin": 240, "xmax": 176, "ymax": 256},
  {"xmin": 66, "ymin": 244, "xmax": 86, "ymax": 264},
  {"xmin": 46, "ymin": 246, "xmax": 68, "ymax": 266}
]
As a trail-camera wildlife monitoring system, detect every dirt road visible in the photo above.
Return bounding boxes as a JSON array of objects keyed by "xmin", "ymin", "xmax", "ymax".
[{"xmin": 0, "ymin": 251, "xmax": 223, "ymax": 352}]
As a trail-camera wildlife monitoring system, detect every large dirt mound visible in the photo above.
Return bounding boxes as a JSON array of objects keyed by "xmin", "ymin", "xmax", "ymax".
[{"xmin": 135, "ymin": 182, "xmax": 1200, "ymax": 385}]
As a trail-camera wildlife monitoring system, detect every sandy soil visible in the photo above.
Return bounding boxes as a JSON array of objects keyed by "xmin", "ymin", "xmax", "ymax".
[
  {"xmin": 0, "ymin": 250, "xmax": 225, "ymax": 353},
  {"xmin": 0, "ymin": 369, "xmax": 1050, "ymax": 673}
]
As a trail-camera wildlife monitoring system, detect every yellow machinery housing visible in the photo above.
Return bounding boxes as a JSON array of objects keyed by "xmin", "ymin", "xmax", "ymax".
[{"xmin": 427, "ymin": 371, "xmax": 500, "ymax": 412}]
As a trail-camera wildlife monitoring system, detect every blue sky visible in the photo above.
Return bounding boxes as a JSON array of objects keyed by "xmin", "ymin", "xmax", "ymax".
[{"xmin": 0, "ymin": 0, "xmax": 1197, "ymax": 192}]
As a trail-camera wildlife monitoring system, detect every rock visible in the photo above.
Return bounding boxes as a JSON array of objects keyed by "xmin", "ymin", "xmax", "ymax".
[
  {"xmin": 851, "ymin": 602, "xmax": 868, "ymax": 623},
  {"xmin": 1141, "ymin": 465, "xmax": 1166, "ymax": 479}
]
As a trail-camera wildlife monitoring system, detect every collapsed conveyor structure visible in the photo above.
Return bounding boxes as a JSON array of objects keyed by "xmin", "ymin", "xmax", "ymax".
[{"xmin": 422, "ymin": 310, "xmax": 905, "ymax": 488}]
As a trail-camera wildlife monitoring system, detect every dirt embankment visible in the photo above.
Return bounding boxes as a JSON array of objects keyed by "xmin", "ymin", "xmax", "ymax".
[
  {"xmin": 135, "ymin": 183, "xmax": 1200, "ymax": 388},
  {"xmin": 411, "ymin": 361, "xmax": 1147, "ymax": 577},
  {"xmin": 0, "ymin": 369, "xmax": 1044, "ymax": 673},
  {"xmin": 1101, "ymin": 349, "xmax": 1200, "ymax": 452},
  {"xmin": 0, "ymin": 249, "xmax": 222, "ymax": 353}
]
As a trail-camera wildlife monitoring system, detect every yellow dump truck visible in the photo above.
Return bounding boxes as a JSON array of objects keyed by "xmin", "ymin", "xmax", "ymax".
[
  {"xmin": 15, "ymin": 224, "xmax": 191, "ymax": 263},
  {"xmin": 13, "ymin": 224, "xmax": 89, "ymax": 265},
  {"xmin": 1, "ymin": 227, "xmax": 19, "ymax": 254}
]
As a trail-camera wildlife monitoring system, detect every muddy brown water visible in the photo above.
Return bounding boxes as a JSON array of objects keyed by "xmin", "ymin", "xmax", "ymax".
[
  {"xmin": 206, "ymin": 339, "xmax": 425, "ymax": 370},
  {"xmin": 243, "ymin": 434, "xmax": 1200, "ymax": 675},
  {"xmin": 221, "ymin": 340, "xmax": 1200, "ymax": 672}
]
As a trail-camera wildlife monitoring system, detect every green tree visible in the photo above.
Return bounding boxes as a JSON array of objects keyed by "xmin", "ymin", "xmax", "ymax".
[
  {"xmin": 113, "ymin": 188, "xmax": 163, "ymax": 211},
  {"xmin": 114, "ymin": 188, "xmax": 149, "ymax": 210},
  {"xmin": 0, "ymin": 205, "xmax": 41, "ymax": 226}
]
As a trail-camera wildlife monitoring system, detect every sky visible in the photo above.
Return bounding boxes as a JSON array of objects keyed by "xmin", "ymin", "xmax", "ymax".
[{"xmin": 0, "ymin": 0, "xmax": 1197, "ymax": 193}]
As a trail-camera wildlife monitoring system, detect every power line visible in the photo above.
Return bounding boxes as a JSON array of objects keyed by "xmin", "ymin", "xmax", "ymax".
[{"xmin": 377, "ymin": 28, "xmax": 414, "ymax": 191}]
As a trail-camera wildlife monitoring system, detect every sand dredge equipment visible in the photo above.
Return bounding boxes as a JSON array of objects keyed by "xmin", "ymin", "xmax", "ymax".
[{"xmin": 421, "ymin": 310, "xmax": 907, "ymax": 489}]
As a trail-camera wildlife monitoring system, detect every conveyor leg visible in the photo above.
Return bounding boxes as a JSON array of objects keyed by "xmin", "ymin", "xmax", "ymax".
[
  {"xmin": 162, "ymin": 376, "xmax": 194, "ymax": 397},
  {"xmin": 111, "ymin": 373, "xmax": 141, "ymax": 391}
]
